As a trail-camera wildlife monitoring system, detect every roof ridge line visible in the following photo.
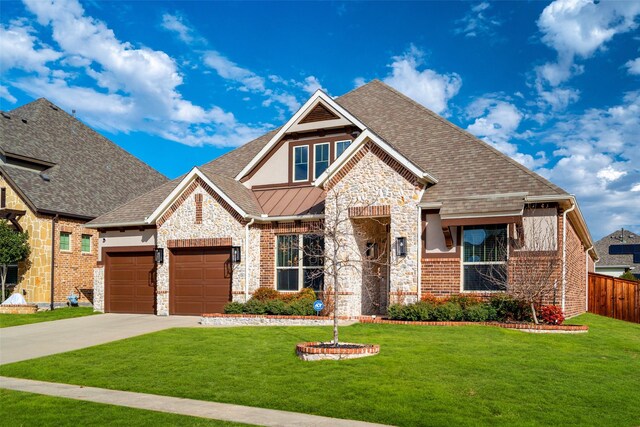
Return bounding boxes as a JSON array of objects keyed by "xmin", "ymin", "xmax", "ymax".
[{"xmin": 373, "ymin": 81, "xmax": 566, "ymax": 196}]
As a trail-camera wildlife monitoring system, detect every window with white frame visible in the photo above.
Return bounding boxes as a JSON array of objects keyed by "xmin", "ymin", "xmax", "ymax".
[
  {"xmin": 314, "ymin": 143, "xmax": 329, "ymax": 179},
  {"xmin": 293, "ymin": 146, "xmax": 309, "ymax": 182},
  {"xmin": 335, "ymin": 140, "xmax": 351, "ymax": 158},
  {"xmin": 462, "ymin": 224, "xmax": 508, "ymax": 291},
  {"xmin": 276, "ymin": 234, "xmax": 324, "ymax": 291}
]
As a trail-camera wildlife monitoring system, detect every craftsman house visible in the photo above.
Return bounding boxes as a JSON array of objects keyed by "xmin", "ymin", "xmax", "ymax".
[
  {"xmin": 0, "ymin": 99, "xmax": 167, "ymax": 307},
  {"xmin": 89, "ymin": 80, "xmax": 597, "ymax": 318}
]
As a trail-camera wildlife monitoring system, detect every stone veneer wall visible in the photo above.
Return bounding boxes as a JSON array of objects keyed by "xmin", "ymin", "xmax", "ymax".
[
  {"xmin": 325, "ymin": 142, "xmax": 423, "ymax": 317},
  {"xmin": 53, "ymin": 217, "xmax": 98, "ymax": 304},
  {"xmin": 156, "ymin": 181, "xmax": 257, "ymax": 315},
  {"xmin": 93, "ymin": 266, "xmax": 104, "ymax": 312},
  {"xmin": 1, "ymin": 176, "xmax": 52, "ymax": 304}
]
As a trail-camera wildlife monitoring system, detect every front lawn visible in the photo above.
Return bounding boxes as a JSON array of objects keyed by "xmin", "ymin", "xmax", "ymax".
[
  {"xmin": 0, "ymin": 389, "xmax": 248, "ymax": 426},
  {"xmin": 1, "ymin": 314, "xmax": 638, "ymax": 426},
  {"xmin": 0, "ymin": 307, "xmax": 96, "ymax": 328}
]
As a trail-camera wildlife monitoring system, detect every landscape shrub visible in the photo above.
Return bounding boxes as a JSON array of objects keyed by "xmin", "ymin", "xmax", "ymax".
[
  {"xmin": 420, "ymin": 293, "xmax": 448, "ymax": 305},
  {"xmin": 222, "ymin": 288, "xmax": 317, "ymax": 316},
  {"xmin": 448, "ymin": 294, "xmax": 483, "ymax": 309},
  {"xmin": 433, "ymin": 302, "xmax": 464, "ymax": 321},
  {"xmin": 251, "ymin": 287, "xmax": 280, "ymax": 301},
  {"xmin": 387, "ymin": 304, "xmax": 404, "ymax": 320},
  {"xmin": 223, "ymin": 301, "xmax": 244, "ymax": 314},
  {"xmin": 489, "ymin": 293, "xmax": 531, "ymax": 322},
  {"xmin": 462, "ymin": 304, "xmax": 491, "ymax": 322},
  {"xmin": 539, "ymin": 305, "xmax": 565, "ymax": 325}
]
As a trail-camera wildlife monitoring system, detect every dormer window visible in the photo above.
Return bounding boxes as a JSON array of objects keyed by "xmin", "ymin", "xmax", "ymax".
[
  {"xmin": 293, "ymin": 145, "xmax": 309, "ymax": 182},
  {"xmin": 314, "ymin": 143, "xmax": 330, "ymax": 179},
  {"xmin": 335, "ymin": 140, "xmax": 351, "ymax": 158}
]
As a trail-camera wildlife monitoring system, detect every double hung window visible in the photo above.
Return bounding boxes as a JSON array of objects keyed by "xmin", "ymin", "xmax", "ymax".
[
  {"xmin": 276, "ymin": 234, "xmax": 324, "ymax": 291},
  {"xmin": 462, "ymin": 225, "xmax": 507, "ymax": 291}
]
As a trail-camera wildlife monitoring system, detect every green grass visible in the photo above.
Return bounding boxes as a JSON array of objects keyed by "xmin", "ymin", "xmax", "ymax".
[
  {"xmin": 0, "ymin": 307, "xmax": 96, "ymax": 328},
  {"xmin": 1, "ymin": 314, "xmax": 638, "ymax": 426},
  {"xmin": 0, "ymin": 389, "xmax": 248, "ymax": 426}
]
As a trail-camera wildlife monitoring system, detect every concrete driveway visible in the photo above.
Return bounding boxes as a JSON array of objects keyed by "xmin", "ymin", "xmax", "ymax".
[{"xmin": 0, "ymin": 313, "xmax": 201, "ymax": 365}]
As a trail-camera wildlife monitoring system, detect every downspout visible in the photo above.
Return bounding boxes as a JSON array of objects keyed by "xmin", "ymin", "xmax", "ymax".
[
  {"xmin": 244, "ymin": 218, "xmax": 255, "ymax": 303},
  {"xmin": 416, "ymin": 206, "xmax": 422, "ymax": 302},
  {"xmin": 585, "ymin": 246, "xmax": 593, "ymax": 312},
  {"xmin": 50, "ymin": 214, "xmax": 59, "ymax": 310},
  {"xmin": 561, "ymin": 200, "xmax": 576, "ymax": 313}
]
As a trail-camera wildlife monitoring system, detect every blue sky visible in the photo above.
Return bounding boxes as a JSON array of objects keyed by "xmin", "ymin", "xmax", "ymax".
[{"xmin": 1, "ymin": 0, "xmax": 638, "ymax": 240}]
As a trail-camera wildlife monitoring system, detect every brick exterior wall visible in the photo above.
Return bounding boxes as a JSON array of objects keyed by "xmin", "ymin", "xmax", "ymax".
[
  {"xmin": 420, "ymin": 209, "xmax": 590, "ymax": 317},
  {"xmin": 53, "ymin": 217, "xmax": 98, "ymax": 305},
  {"xmin": 1, "ymin": 175, "xmax": 97, "ymax": 306}
]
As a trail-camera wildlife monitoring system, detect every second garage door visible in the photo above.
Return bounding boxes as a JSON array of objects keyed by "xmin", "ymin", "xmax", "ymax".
[{"xmin": 170, "ymin": 247, "xmax": 232, "ymax": 315}]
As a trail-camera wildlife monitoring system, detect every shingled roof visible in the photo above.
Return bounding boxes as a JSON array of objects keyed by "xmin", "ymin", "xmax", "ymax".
[
  {"xmin": 594, "ymin": 228, "xmax": 640, "ymax": 273},
  {"xmin": 89, "ymin": 80, "xmax": 571, "ymax": 227},
  {"xmin": 1, "ymin": 98, "xmax": 167, "ymax": 219}
]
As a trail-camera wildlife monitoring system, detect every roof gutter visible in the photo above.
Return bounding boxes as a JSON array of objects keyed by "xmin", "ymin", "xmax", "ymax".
[
  {"xmin": 249, "ymin": 213, "xmax": 324, "ymax": 223},
  {"xmin": 84, "ymin": 221, "xmax": 150, "ymax": 229}
]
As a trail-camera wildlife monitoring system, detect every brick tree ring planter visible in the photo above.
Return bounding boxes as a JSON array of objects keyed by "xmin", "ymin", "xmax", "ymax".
[{"xmin": 296, "ymin": 342, "xmax": 380, "ymax": 361}]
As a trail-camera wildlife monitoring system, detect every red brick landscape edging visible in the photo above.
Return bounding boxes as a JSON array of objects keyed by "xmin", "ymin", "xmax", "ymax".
[
  {"xmin": 296, "ymin": 342, "xmax": 380, "ymax": 355},
  {"xmin": 358, "ymin": 317, "xmax": 588, "ymax": 332}
]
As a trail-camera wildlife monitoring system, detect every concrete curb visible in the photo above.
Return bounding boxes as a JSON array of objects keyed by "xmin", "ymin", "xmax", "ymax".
[{"xmin": 0, "ymin": 376, "xmax": 391, "ymax": 427}]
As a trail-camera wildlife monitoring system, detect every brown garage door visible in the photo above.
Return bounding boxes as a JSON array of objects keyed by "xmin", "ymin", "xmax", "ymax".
[
  {"xmin": 106, "ymin": 251, "xmax": 156, "ymax": 314},
  {"xmin": 170, "ymin": 247, "xmax": 232, "ymax": 315}
]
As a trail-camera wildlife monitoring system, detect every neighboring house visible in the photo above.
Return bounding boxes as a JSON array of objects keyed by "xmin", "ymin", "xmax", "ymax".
[
  {"xmin": 89, "ymin": 80, "xmax": 597, "ymax": 318},
  {"xmin": 0, "ymin": 98, "xmax": 167, "ymax": 307},
  {"xmin": 594, "ymin": 228, "xmax": 640, "ymax": 279}
]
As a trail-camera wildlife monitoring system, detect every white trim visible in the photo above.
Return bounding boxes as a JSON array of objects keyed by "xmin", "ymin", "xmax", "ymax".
[
  {"xmin": 313, "ymin": 130, "xmax": 437, "ymax": 187},
  {"xmin": 313, "ymin": 142, "xmax": 330, "ymax": 180},
  {"xmin": 235, "ymin": 90, "xmax": 367, "ymax": 181},
  {"xmin": 292, "ymin": 145, "xmax": 309, "ymax": 183},
  {"xmin": 244, "ymin": 218, "xmax": 255, "ymax": 303},
  {"xmin": 440, "ymin": 210, "xmax": 524, "ymax": 220},
  {"xmin": 145, "ymin": 167, "xmax": 248, "ymax": 224}
]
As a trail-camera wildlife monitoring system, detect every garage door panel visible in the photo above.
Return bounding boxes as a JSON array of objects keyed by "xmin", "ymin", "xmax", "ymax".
[
  {"xmin": 170, "ymin": 247, "xmax": 232, "ymax": 315},
  {"xmin": 106, "ymin": 251, "xmax": 155, "ymax": 314}
]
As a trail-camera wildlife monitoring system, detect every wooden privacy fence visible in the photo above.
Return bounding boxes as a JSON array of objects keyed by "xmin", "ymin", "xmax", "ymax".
[{"xmin": 588, "ymin": 272, "xmax": 639, "ymax": 323}]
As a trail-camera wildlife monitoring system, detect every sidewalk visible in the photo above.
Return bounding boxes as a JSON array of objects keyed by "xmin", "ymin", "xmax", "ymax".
[{"xmin": 0, "ymin": 376, "xmax": 390, "ymax": 427}]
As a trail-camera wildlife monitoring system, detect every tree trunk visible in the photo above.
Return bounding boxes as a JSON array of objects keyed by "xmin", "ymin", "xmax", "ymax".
[
  {"xmin": 333, "ymin": 275, "xmax": 339, "ymax": 346},
  {"xmin": 1, "ymin": 265, "xmax": 7, "ymax": 304},
  {"xmin": 530, "ymin": 302, "xmax": 539, "ymax": 325}
]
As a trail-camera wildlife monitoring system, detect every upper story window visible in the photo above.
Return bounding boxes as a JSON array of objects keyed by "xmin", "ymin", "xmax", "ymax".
[
  {"xmin": 335, "ymin": 140, "xmax": 351, "ymax": 158},
  {"xmin": 314, "ymin": 143, "xmax": 329, "ymax": 179},
  {"xmin": 293, "ymin": 145, "xmax": 309, "ymax": 182},
  {"xmin": 81, "ymin": 234, "xmax": 91, "ymax": 254},
  {"xmin": 60, "ymin": 232, "xmax": 71, "ymax": 252},
  {"xmin": 462, "ymin": 225, "xmax": 507, "ymax": 292}
]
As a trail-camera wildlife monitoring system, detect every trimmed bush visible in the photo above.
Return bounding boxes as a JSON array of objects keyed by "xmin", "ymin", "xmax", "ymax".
[
  {"xmin": 489, "ymin": 294, "xmax": 531, "ymax": 322},
  {"xmin": 243, "ymin": 299, "xmax": 267, "ymax": 314},
  {"xmin": 539, "ymin": 305, "xmax": 565, "ymax": 325},
  {"xmin": 448, "ymin": 294, "xmax": 483, "ymax": 309},
  {"xmin": 251, "ymin": 288, "xmax": 280, "ymax": 301},
  {"xmin": 223, "ymin": 302, "xmax": 244, "ymax": 314},
  {"xmin": 263, "ymin": 299, "xmax": 288, "ymax": 315},
  {"xmin": 433, "ymin": 302, "xmax": 464, "ymax": 321},
  {"xmin": 462, "ymin": 304, "xmax": 491, "ymax": 322}
]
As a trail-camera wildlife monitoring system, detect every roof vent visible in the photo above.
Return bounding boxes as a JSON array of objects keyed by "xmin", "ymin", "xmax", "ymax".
[
  {"xmin": 39, "ymin": 172, "xmax": 51, "ymax": 181},
  {"xmin": 1, "ymin": 112, "xmax": 10, "ymax": 119},
  {"xmin": 21, "ymin": 118, "xmax": 27, "ymax": 124}
]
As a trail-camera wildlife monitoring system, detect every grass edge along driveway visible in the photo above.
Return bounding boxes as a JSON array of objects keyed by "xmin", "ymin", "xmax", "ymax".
[
  {"xmin": 1, "ymin": 313, "xmax": 638, "ymax": 426},
  {"xmin": 0, "ymin": 307, "xmax": 96, "ymax": 328}
]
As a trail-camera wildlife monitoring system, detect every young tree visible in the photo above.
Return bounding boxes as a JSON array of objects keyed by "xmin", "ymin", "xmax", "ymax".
[
  {"xmin": 0, "ymin": 220, "xmax": 31, "ymax": 303},
  {"xmin": 302, "ymin": 187, "xmax": 393, "ymax": 345}
]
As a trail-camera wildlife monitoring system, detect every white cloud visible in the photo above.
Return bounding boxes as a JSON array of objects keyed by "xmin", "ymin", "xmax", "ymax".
[
  {"xmin": 383, "ymin": 45, "xmax": 462, "ymax": 114},
  {"xmin": 466, "ymin": 96, "xmax": 546, "ymax": 168},
  {"xmin": 631, "ymin": 183, "xmax": 640, "ymax": 192},
  {"xmin": 261, "ymin": 90, "xmax": 300, "ymax": 113},
  {"xmin": 0, "ymin": 84, "xmax": 17, "ymax": 103},
  {"xmin": 161, "ymin": 13, "xmax": 198, "ymax": 45},
  {"xmin": 5, "ymin": 0, "xmax": 268, "ymax": 147},
  {"xmin": 536, "ymin": 91, "xmax": 640, "ymax": 238},
  {"xmin": 626, "ymin": 57, "xmax": 640, "ymax": 75},
  {"xmin": 203, "ymin": 51, "xmax": 266, "ymax": 92},
  {"xmin": 0, "ymin": 19, "xmax": 61, "ymax": 74},
  {"xmin": 301, "ymin": 76, "xmax": 324, "ymax": 95},
  {"xmin": 537, "ymin": 86, "xmax": 580, "ymax": 112},
  {"xmin": 454, "ymin": 2, "xmax": 501, "ymax": 38},
  {"xmin": 535, "ymin": 0, "xmax": 640, "ymax": 88}
]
